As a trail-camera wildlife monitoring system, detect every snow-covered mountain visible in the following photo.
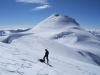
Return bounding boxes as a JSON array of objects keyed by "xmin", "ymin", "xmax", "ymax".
[
  {"xmin": 0, "ymin": 13, "xmax": 100, "ymax": 75},
  {"xmin": 30, "ymin": 13, "xmax": 100, "ymax": 65}
]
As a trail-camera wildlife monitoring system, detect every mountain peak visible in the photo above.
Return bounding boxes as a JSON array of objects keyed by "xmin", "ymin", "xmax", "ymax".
[
  {"xmin": 53, "ymin": 13, "xmax": 59, "ymax": 16},
  {"xmin": 53, "ymin": 13, "xmax": 69, "ymax": 18},
  {"xmin": 33, "ymin": 13, "xmax": 79, "ymax": 29},
  {"xmin": 52, "ymin": 13, "xmax": 79, "ymax": 25}
]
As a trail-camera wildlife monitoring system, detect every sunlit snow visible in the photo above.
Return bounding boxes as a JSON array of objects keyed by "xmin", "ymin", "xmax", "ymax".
[{"xmin": 0, "ymin": 14, "xmax": 100, "ymax": 75}]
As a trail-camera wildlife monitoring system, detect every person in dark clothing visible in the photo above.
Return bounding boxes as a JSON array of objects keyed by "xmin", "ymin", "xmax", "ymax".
[{"xmin": 43, "ymin": 49, "xmax": 49, "ymax": 64}]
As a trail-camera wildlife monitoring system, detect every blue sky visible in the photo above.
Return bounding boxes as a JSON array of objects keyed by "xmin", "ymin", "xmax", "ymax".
[{"xmin": 0, "ymin": 0, "xmax": 100, "ymax": 28}]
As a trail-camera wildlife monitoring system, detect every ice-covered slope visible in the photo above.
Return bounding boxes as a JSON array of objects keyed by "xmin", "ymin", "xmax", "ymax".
[{"xmin": 0, "ymin": 35, "xmax": 100, "ymax": 75}]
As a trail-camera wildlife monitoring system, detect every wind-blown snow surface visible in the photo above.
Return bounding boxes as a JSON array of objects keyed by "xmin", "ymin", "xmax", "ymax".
[{"xmin": 0, "ymin": 14, "xmax": 100, "ymax": 75}]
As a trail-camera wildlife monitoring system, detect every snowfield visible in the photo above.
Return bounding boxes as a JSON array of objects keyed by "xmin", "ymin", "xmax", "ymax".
[
  {"xmin": 0, "ymin": 35, "xmax": 100, "ymax": 75},
  {"xmin": 0, "ymin": 14, "xmax": 100, "ymax": 75}
]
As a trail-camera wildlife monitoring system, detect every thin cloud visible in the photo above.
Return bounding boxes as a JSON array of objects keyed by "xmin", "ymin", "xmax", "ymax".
[
  {"xmin": 16, "ymin": 0, "xmax": 48, "ymax": 4},
  {"xmin": 32, "ymin": 5, "xmax": 51, "ymax": 11}
]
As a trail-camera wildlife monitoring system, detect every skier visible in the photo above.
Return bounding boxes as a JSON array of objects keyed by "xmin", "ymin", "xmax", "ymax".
[{"xmin": 43, "ymin": 49, "xmax": 49, "ymax": 64}]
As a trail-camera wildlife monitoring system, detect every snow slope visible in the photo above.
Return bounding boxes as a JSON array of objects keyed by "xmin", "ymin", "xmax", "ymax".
[
  {"xmin": 29, "ymin": 13, "xmax": 100, "ymax": 64},
  {"xmin": 0, "ymin": 35, "xmax": 100, "ymax": 75},
  {"xmin": 0, "ymin": 13, "xmax": 100, "ymax": 75}
]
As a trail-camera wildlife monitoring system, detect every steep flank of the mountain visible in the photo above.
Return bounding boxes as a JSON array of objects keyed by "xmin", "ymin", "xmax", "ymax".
[{"xmin": 32, "ymin": 13, "xmax": 79, "ymax": 29}]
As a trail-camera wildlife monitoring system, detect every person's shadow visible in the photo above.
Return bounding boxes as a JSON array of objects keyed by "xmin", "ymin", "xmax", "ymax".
[{"xmin": 48, "ymin": 64, "xmax": 53, "ymax": 67}]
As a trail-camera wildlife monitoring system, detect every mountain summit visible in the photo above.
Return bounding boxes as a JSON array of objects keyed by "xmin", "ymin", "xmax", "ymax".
[{"xmin": 33, "ymin": 13, "xmax": 79, "ymax": 29}]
